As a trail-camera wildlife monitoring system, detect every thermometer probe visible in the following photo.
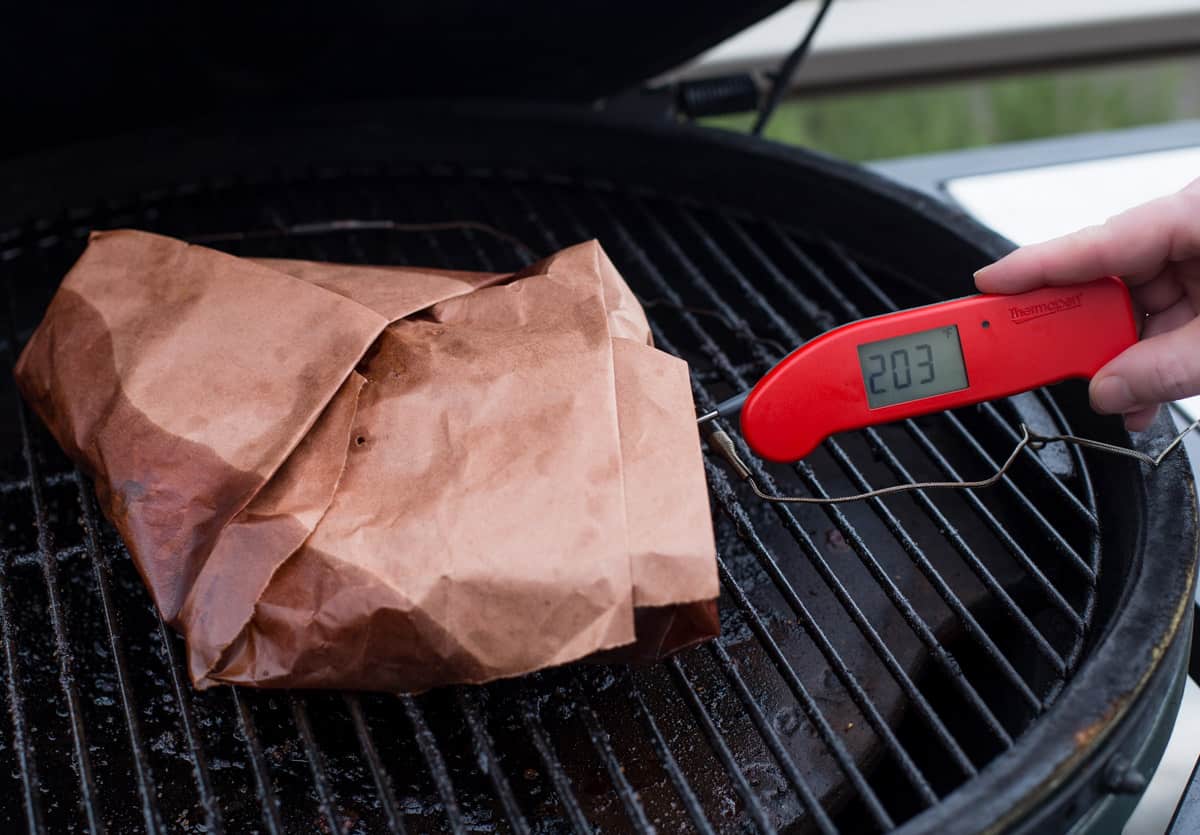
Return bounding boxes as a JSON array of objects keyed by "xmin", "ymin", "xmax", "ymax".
[{"xmin": 699, "ymin": 277, "xmax": 1137, "ymax": 463}]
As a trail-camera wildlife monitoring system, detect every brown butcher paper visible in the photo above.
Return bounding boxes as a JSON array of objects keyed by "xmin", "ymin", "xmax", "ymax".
[{"xmin": 15, "ymin": 230, "xmax": 718, "ymax": 692}]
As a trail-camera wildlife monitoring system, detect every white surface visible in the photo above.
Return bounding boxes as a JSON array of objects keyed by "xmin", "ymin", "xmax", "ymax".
[
  {"xmin": 657, "ymin": 0, "xmax": 1200, "ymax": 90},
  {"xmin": 944, "ymin": 140, "xmax": 1200, "ymax": 835},
  {"xmin": 1177, "ymin": 394, "xmax": 1200, "ymax": 420},
  {"xmin": 946, "ymin": 146, "xmax": 1200, "ymax": 247}
]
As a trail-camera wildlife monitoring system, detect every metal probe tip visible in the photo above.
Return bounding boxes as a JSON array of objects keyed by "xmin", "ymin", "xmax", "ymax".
[
  {"xmin": 695, "ymin": 390, "xmax": 750, "ymax": 426},
  {"xmin": 707, "ymin": 429, "xmax": 753, "ymax": 481}
]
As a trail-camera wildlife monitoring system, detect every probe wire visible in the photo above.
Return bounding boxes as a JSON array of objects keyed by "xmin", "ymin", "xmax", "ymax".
[{"xmin": 704, "ymin": 417, "xmax": 1200, "ymax": 505}]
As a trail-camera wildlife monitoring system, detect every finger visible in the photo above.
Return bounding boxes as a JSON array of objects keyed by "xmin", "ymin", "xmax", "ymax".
[
  {"xmin": 975, "ymin": 185, "xmax": 1200, "ymax": 294},
  {"xmin": 1089, "ymin": 315, "xmax": 1200, "ymax": 414},
  {"xmin": 1140, "ymin": 293, "xmax": 1196, "ymax": 341},
  {"xmin": 1124, "ymin": 405, "xmax": 1160, "ymax": 433},
  {"xmin": 1130, "ymin": 259, "xmax": 1200, "ymax": 315},
  {"xmin": 1129, "ymin": 267, "xmax": 1183, "ymax": 315}
]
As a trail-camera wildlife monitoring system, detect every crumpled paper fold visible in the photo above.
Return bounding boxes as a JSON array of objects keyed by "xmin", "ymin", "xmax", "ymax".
[{"xmin": 15, "ymin": 230, "xmax": 718, "ymax": 692}]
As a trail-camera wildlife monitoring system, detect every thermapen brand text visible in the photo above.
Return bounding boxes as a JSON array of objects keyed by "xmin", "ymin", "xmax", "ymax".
[{"xmin": 1008, "ymin": 292, "xmax": 1084, "ymax": 324}]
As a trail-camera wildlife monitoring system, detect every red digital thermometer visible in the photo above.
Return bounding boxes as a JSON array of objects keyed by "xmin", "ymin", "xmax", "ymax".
[{"xmin": 730, "ymin": 277, "xmax": 1137, "ymax": 463}]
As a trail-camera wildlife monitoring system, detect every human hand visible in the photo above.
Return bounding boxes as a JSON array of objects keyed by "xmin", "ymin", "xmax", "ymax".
[{"xmin": 974, "ymin": 177, "xmax": 1200, "ymax": 431}]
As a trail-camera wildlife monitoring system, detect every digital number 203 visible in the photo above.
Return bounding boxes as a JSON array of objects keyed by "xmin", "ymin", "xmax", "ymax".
[{"xmin": 865, "ymin": 345, "xmax": 935, "ymax": 394}]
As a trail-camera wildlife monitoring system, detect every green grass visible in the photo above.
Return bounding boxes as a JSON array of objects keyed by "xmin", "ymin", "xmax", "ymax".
[{"xmin": 702, "ymin": 55, "xmax": 1198, "ymax": 161}]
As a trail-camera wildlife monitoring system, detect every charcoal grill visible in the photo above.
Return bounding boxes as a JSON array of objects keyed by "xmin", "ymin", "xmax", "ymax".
[{"xmin": 0, "ymin": 102, "xmax": 1193, "ymax": 834}]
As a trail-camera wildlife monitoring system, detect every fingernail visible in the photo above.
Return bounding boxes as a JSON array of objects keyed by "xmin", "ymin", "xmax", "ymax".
[
  {"xmin": 1091, "ymin": 376, "xmax": 1136, "ymax": 414},
  {"xmin": 974, "ymin": 257, "xmax": 1006, "ymax": 277}
]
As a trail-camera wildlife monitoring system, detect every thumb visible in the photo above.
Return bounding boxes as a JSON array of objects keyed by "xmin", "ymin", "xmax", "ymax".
[{"xmin": 1089, "ymin": 316, "xmax": 1200, "ymax": 416}]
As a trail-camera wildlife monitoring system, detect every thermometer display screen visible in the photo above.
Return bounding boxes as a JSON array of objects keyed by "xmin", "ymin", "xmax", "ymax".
[{"xmin": 857, "ymin": 325, "xmax": 969, "ymax": 409}]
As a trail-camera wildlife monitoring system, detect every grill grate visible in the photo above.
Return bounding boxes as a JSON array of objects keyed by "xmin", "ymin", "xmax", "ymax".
[{"xmin": 0, "ymin": 166, "xmax": 1105, "ymax": 834}]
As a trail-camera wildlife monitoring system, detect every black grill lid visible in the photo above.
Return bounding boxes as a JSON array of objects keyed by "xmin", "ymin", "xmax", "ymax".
[{"xmin": 0, "ymin": 0, "xmax": 789, "ymax": 159}]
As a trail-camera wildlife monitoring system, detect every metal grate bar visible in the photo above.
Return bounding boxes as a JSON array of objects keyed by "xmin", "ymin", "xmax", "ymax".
[
  {"xmin": 1033, "ymin": 388, "xmax": 1101, "ymax": 536},
  {"xmin": 979, "ymin": 398, "xmax": 1099, "ymax": 527},
  {"xmin": 689, "ymin": 208, "xmax": 1071, "ymax": 670},
  {"xmin": 455, "ymin": 689, "xmax": 530, "ymax": 835},
  {"xmin": 0, "ymin": 264, "xmax": 44, "ymax": 835},
  {"xmin": 773, "ymin": 230, "xmax": 1093, "ymax": 577},
  {"xmin": 72, "ymin": 474, "xmax": 168, "ymax": 834},
  {"xmin": 1027, "ymin": 396, "xmax": 1101, "ymax": 706},
  {"xmin": 628, "ymin": 681, "xmax": 716, "ymax": 835},
  {"xmin": 701, "ymin": 427, "xmax": 982, "ymax": 773},
  {"xmin": 976, "ymin": 402, "xmax": 1098, "ymax": 529},
  {"xmin": 344, "ymin": 694, "xmax": 408, "ymax": 835},
  {"xmin": 940, "ymin": 410, "xmax": 1092, "ymax": 578},
  {"xmin": 149, "ymin": 603, "xmax": 225, "ymax": 832},
  {"xmin": 12, "ymin": 378, "xmax": 105, "ymax": 835},
  {"xmin": 831, "ymin": 243, "xmax": 1099, "ymax": 530},
  {"xmin": 707, "ymin": 639, "xmax": 840, "ymax": 834},
  {"xmin": 401, "ymin": 695, "xmax": 465, "ymax": 833},
  {"xmin": 696, "ymin": 378, "xmax": 1014, "ymax": 748},
  {"xmin": 995, "ymin": 403, "xmax": 1098, "ymax": 530},
  {"xmin": 1033, "ymin": 386, "xmax": 1104, "ymax": 653},
  {"xmin": 602, "ymin": 194, "xmax": 1020, "ymax": 736},
  {"xmin": 573, "ymin": 684, "xmax": 656, "ymax": 831},
  {"xmin": 857, "ymin": 431, "xmax": 1081, "ymax": 641},
  {"xmin": 0, "ymin": 548, "xmax": 44, "ymax": 834},
  {"xmin": 900, "ymin": 420, "xmax": 1094, "ymax": 603},
  {"xmin": 709, "ymin": 446, "xmax": 943, "ymax": 794},
  {"xmin": 290, "ymin": 697, "xmax": 343, "ymax": 835},
  {"xmin": 519, "ymin": 695, "xmax": 592, "ymax": 834},
  {"xmin": 705, "ymin": 455, "xmax": 940, "ymax": 804},
  {"xmin": 230, "ymin": 688, "xmax": 285, "ymax": 835},
  {"xmin": 816, "ymin": 440, "xmax": 1045, "ymax": 710},
  {"xmin": 712, "ymin": 551, "xmax": 894, "ymax": 830},
  {"xmin": 669, "ymin": 655, "xmax": 781, "ymax": 835}
]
